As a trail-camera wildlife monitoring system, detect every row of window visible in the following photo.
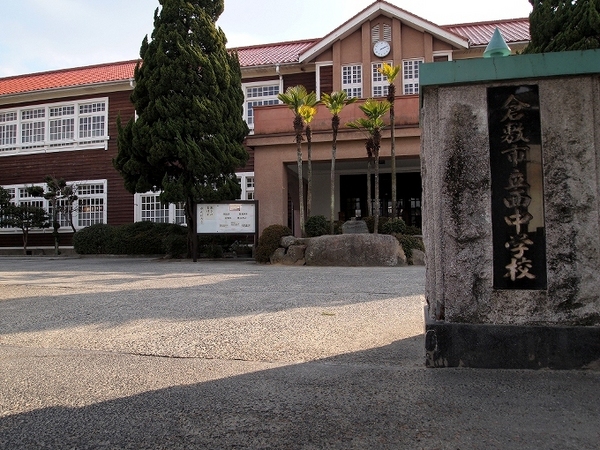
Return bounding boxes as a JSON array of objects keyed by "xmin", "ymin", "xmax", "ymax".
[
  {"xmin": 0, "ymin": 180, "xmax": 107, "ymax": 231},
  {"xmin": 341, "ymin": 59, "xmax": 423, "ymax": 99},
  {"xmin": 1, "ymin": 174, "xmax": 255, "ymax": 233},
  {"xmin": 0, "ymin": 98, "xmax": 108, "ymax": 156},
  {"xmin": 243, "ymin": 59, "xmax": 423, "ymax": 129}
]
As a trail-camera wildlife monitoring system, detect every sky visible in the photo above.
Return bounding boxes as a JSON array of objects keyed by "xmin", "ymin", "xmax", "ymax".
[{"xmin": 0, "ymin": 0, "xmax": 533, "ymax": 78}]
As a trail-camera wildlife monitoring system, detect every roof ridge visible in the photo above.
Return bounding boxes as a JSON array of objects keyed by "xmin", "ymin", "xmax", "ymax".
[
  {"xmin": 1, "ymin": 59, "xmax": 140, "ymax": 81},
  {"xmin": 231, "ymin": 38, "xmax": 319, "ymax": 51},
  {"xmin": 443, "ymin": 17, "xmax": 529, "ymax": 28}
]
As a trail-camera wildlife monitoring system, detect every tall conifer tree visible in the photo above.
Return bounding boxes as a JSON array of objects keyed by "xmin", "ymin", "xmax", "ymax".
[
  {"xmin": 525, "ymin": 0, "xmax": 600, "ymax": 53},
  {"xmin": 114, "ymin": 0, "xmax": 248, "ymax": 259}
]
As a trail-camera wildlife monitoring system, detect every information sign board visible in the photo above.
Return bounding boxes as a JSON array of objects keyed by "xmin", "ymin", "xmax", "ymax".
[{"xmin": 196, "ymin": 202, "xmax": 257, "ymax": 234}]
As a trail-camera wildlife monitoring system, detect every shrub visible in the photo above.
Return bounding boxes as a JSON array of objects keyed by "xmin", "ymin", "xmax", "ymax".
[
  {"xmin": 395, "ymin": 233, "xmax": 425, "ymax": 263},
  {"xmin": 74, "ymin": 221, "xmax": 188, "ymax": 256},
  {"xmin": 381, "ymin": 218, "xmax": 407, "ymax": 235},
  {"xmin": 255, "ymin": 224, "xmax": 292, "ymax": 263},
  {"xmin": 110, "ymin": 222, "xmax": 188, "ymax": 255},
  {"xmin": 73, "ymin": 223, "xmax": 115, "ymax": 254},
  {"xmin": 230, "ymin": 240, "xmax": 253, "ymax": 256},
  {"xmin": 305, "ymin": 215, "xmax": 330, "ymax": 237},
  {"xmin": 405, "ymin": 225, "xmax": 422, "ymax": 236},
  {"xmin": 363, "ymin": 216, "xmax": 390, "ymax": 233},
  {"xmin": 205, "ymin": 243, "xmax": 224, "ymax": 258},
  {"xmin": 162, "ymin": 234, "xmax": 188, "ymax": 258}
]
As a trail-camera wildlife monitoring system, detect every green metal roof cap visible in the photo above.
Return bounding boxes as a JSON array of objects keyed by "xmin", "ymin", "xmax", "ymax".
[{"xmin": 420, "ymin": 49, "xmax": 600, "ymax": 89}]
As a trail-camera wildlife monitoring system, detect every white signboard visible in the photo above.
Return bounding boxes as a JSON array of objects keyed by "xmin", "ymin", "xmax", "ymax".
[{"xmin": 196, "ymin": 202, "xmax": 256, "ymax": 234}]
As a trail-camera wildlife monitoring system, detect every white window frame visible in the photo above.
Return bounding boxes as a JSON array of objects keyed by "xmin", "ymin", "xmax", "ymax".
[
  {"xmin": 0, "ymin": 98, "xmax": 109, "ymax": 157},
  {"xmin": 342, "ymin": 64, "xmax": 362, "ymax": 99},
  {"xmin": 237, "ymin": 171, "xmax": 255, "ymax": 201},
  {"xmin": 402, "ymin": 59, "xmax": 423, "ymax": 95},
  {"xmin": 432, "ymin": 51, "xmax": 453, "ymax": 62},
  {"xmin": 243, "ymin": 81, "xmax": 281, "ymax": 132},
  {"xmin": 315, "ymin": 62, "xmax": 333, "ymax": 99},
  {"xmin": 0, "ymin": 179, "xmax": 107, "ymax": 233},
  {"xmin": 372, "ymin": 61, "xmax": 392, "ymax": 98},
  {"xmin": 134, "ymin": 192, "xmax": 186, "ymax": 225}
]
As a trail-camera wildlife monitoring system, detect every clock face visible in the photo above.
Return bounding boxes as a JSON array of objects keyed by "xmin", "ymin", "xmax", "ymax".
[{"xmin": 373, "ymin": 40, "xmax": 391, "ymax": 57}]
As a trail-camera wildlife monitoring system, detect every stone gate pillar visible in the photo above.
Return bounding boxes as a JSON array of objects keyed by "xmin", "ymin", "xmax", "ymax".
[{"xmin": 420, "ymin": 49, "xmax": 600, "ymax": 369}]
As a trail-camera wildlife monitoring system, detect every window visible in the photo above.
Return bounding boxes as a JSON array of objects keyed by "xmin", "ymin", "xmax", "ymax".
[
  {"xmin": 372, "ymin": 62, "xmax": 391, "ymax": 98},
  {"xmin": 0, "ymin": 180, "xmax": 107, "ymax": 232},
  {"xmin": 140, "ymin": 194, "xmax": 170, "ymax": 223},
  {"xmin": 433, "ymin": 51, "xmax": 452, "ymax": 63},
  {"xmin": 244, "ymin": 83, "xmax": 280, "ymax": 130},
  {"xmin": 403, "ymin": 59, "xmax": 423, "ymax": 95},
  {"xmin": 133, "ymin": 192, "xmax": 187, "ymax": 225},
  {"xmin": 0, "ymin": 112, "xmax": 17, "ymax": 152},
  {"xmin": 342, "ymin": 64, "xmax": 362, "ymax": 99},
  {"xmin": 0, "ymin": 98, "xmax": 109, "ymax": 156},
  {"xmin": 237, "ymin": 172, "xmax": 255, "ymax": 200}
]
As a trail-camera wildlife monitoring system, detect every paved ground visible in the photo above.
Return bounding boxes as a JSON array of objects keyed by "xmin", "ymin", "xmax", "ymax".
[{"xmin": 0, "ymin": 257, "xmax": 598, "ymax": 449}]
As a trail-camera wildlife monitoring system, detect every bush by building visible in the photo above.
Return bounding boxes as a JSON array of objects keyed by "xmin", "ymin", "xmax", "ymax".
[{"xmin": 255, "ymin": 224, "xmax": 292, "ymax": 263}]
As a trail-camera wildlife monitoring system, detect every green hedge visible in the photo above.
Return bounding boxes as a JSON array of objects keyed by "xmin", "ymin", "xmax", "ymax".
[{"xmin": 73, "ymin": 222, "xmax": 188, "ymax": 256}]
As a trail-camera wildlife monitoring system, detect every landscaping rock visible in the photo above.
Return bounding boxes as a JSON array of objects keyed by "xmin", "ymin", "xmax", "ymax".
[
  {"xmin": 412, "ymin": 249, "xmax": 426, "ymax": 266},
  {"xmin": 280, "ymin": 236, "xmax": 308, "ymax": 248},
  {"xmin": 341, "ymin": 219, "xmax": 369, "ymax": 234},
  {"xmin": 270, "ymin": 244, "xmax": 306, "ymax": 265},
  {"xmin": 305, "ymin": 234, "xmax": 406, "ymax": 266}
]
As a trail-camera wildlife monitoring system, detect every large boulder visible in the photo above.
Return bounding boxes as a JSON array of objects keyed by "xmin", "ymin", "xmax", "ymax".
[{"xmin": 305, "ymin": 234, "xmax": 406, "ymax": 266}]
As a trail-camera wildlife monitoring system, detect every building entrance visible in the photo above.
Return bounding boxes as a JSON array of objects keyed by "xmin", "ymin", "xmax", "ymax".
[{"xmin": 339, "ymin": 172, "xmax": 422, "ymax": 228}]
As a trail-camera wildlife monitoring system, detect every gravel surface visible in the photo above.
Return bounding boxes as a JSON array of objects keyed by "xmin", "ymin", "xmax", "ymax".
[{"xmin": 0, "ymin": 257, "xmax": 598, "ymax": 449}]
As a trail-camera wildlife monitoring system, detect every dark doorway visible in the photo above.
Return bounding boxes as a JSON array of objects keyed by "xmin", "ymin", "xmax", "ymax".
[{"xmin": 339, "ymin": 172, "xmax": 422, "ymax": 228}]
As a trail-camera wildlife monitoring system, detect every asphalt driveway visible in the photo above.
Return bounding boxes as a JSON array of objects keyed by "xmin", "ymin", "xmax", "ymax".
[{"xmin": 0, "ymin": 257, "xmax": 598, "ymax": 449}]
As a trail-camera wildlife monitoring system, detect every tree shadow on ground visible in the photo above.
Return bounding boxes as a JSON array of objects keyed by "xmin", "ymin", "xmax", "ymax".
[{"xmin": 1, "ymin": 336, "xmax": 599, "ymax": 450}]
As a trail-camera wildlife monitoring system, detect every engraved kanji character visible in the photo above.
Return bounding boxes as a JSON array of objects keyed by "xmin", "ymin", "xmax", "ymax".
[
  {"xmin": 502, "ymin": 122, "xmax": 530, "ymax": 145},
  {"xmin": 501, "ymin": 95, "xmax": 530, "ymax": 122},
  {"xmin": 505, "ymin": 256, "xmax": 536, "ymax": 281}
]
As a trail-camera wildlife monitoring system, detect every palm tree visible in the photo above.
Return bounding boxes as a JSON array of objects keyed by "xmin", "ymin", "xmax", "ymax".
[
  {"xmin": 348, "ymin": 99, "xmax": 390, "ymax": 234},
  {"xmin": 298, "ymin": 97, "xmax": 317, "ymax": 219},
  {"xmin": 378, "ymin": 62, "xmax": 401, "ymax": 218},
  {"xmin": 278, "ymin": 85, "xmax": 310, "ymax": 235},
  {"xmin": 321, "ymin": 91, "xmax": 357, "ymax": 233}
]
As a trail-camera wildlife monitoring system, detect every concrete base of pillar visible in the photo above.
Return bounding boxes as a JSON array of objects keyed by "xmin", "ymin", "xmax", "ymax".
[{"xmin": 425, "ymin": 309, "xmax": 600, "ymax": 370}]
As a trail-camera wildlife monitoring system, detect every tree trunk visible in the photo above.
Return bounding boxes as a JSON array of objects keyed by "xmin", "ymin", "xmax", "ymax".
[
  {"xmin": 53, "ymin": 224, "xmax": 60, "ymax": 255},
  {"xmin": 366, "ymin": 159, "xmax": 372, "ymax": 218},
  {"xmin": 22, "ymin": 228, "xmax": 28, "ymax": 255},
  {"xmin": 388, "ymin": 86, "xmax": 397, "ymax": 218},
  {"xmin": 306, "ymin": 125, "xmax": 312, "ymax": 219},
  {"xmin": 297, "ymin": 143, "xmax": 305, "ymax": 236},
  {"xmin": 185, "ymin": 199, "xmax": 198, "ymax": 261},
  {"xmin": 374, "ymin": 148, "xmax": 380, "ymax": 234},
  {"xmin": 330, "ymin": 123, "xmax": 338, "ymax": 234}
]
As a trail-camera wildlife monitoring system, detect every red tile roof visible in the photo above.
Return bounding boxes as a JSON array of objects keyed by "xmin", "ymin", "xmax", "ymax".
[
  {"xmin": 0, "ymin": 60, "xmax": 138, "ymax": 97},
  {"xmin": 443, "ymin": 18, "xmax": 530, "ymax": 46},
  {"xmin": 0, "ymin": 18, "xmax": 530, "ymax": 98},
  {"xmin": 233, "ymin": 39, "xmax": 318, "ymax": 67}
]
